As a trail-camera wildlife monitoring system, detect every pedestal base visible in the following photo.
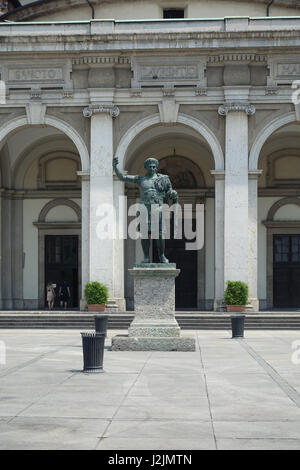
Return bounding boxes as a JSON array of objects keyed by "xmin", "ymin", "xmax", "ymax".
[
  {"xmin": 111, "ymin": 334, "xmax": 195, "ymax": 351},
  {"xmin": 111, "ymin": 263, "xmax": 195, "ymax": 352}
]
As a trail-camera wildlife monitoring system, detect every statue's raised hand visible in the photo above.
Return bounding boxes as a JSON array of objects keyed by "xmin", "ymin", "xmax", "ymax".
[{"xmin": 113, "ymin": 157, "xmax": 119, "ymax": 168}]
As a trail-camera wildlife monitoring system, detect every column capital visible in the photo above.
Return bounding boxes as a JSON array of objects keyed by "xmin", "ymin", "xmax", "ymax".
[
  {"xmin": 218, "ymin": 102, "xmax": 256, "ymax": 116},
  {"xmin": 83, "ymin": 104, "xmax": 120, "ymax": 118}
]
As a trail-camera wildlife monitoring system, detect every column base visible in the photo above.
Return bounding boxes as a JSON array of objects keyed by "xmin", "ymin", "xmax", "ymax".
[
  {"xmin": 111, "ymin": 334, "xmax": 195, "ymax": 351},
  {"xmin": 213, "ymin": 298, "xmax": 226, "ymax": 312},
  {"xmin": 80, "ymin": 298, "xmax": 87, "ymax": 310},
  {"xmin": 106, "ymin": 298, "xmax": 126, "ymax": 312},
  {"xmin": 246, "ymin": 298, "xmax": 259, "ymax": 313}
]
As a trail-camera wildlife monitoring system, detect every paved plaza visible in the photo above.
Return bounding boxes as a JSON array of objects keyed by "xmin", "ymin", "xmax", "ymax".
[{"xmin": 0, "ymin": 329, "xmax": 300, "ymax": 450}]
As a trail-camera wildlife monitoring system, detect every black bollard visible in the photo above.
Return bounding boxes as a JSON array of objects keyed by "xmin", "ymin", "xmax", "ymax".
[
  {"xmin": 231, "ymin": 315, "xmax": 245, "ymax": 338},
  {"xmin": 94, "ymin": 314, "xmax": 109, "ymax": 337},
  {"xmin": 81, "ymin": 332, "xmax": 105, "ymax": 373}
]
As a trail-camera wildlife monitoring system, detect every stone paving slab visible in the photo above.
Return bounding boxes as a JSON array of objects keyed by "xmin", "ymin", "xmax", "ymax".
[{"xmin": 1, "ymin": 329, "xmax": 300, "ymax": 449}]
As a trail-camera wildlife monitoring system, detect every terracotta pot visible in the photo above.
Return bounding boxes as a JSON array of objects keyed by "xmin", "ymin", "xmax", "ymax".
[
  {"xmin": 226, "ymin": 305, "xmax": 246, "ymax": 313},
  {"xmin": 87, "ymin": 304, "xmax": 106, "ymax": 312}
]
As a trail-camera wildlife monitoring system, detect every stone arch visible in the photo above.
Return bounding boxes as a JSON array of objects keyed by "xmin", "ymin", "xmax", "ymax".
[
  {"xmin": 266, "ymin": 197, "xmax": 300, "ymax": 221},
  {"xmin": 265, "ymin": 149, "xmax": 300, "ymax": 187},
  {"xmin": 12, "ymin": 135, "xmax": 79, "ymax": 189},
  {"xmin": 37, "ymin": 151, "xmax": 80, "ymax": 189},
  {"xmin": 249, "ymin": 112, "xmax": 297, "ymax": 171},
  {"xmin": 0, "ymin": 115, "xmax": 89, "ymax": 172},
  {"xmin": 114, "ymin": 113, "xmax": 224, "ymax": 171},
  {"xmin": 38, "ymin": 198, "xmax": 81, "ymax": 223}
]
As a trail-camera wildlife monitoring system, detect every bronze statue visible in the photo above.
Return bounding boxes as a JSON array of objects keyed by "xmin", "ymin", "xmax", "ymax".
[{"xmin": 113, "ymin": 157, "xmax": 178, "ymax": 263}]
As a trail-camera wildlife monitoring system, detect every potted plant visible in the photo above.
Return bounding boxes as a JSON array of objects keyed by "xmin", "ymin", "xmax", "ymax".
[
  {"xmin": 84, "ymin": 281, "xmax": 109, "ymax": 312},
  {"xmin": 224, "ymin": 281, "xmax": 248, "ymax": 313}
]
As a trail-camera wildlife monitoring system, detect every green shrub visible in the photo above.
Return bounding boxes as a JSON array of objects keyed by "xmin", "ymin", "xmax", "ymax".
[
  {"xmin": 84, "ymin": 281, "xmax": 109, "ymax": 305},
  {"xmin": 224, "ymin": 281, "xmax": 248, "ymax": 306}
]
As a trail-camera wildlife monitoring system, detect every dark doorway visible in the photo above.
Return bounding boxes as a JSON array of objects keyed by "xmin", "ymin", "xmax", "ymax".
[
  {"xmin": 273, "ymin": 234, "xmax": 300, "ymax": 308},
  {"xmin": 152, "ymin": 219, "xmax": 197, "ymax": 309},
  {"xmin": 45, "ymin": 235, "xmax": 79, "ymax": 309}
]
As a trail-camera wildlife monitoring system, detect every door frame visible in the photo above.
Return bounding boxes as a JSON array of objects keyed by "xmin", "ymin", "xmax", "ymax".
[
  {"xmin": 34, "ymin": 224, "xmax": 81, "ymax": 309},
  {"xmin": 264, "ymin": 221, "xmax": 300, "ymax": 308}
]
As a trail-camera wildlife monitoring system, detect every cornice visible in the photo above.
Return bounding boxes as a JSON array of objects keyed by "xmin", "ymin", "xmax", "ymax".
[{"xmin": 3, "ymin": 29, "xmax": 300, "ymax": 45}]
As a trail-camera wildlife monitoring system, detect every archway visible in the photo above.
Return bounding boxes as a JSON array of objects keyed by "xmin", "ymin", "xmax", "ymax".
[
  {"xmin": 254, "ymin": 116, "xmax": 300, "ymax": 309},
  {"xmin": 0, "ymin": 117, "xmax": 87, "ymax": 309},
  {"xmin": 117, "ymin": 117, "xmax": 218, "ymax": 310}
]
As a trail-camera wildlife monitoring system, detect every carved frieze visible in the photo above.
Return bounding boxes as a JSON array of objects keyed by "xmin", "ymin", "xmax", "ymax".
[
  {"xmin": 131, "ymin": 56, "xmax": 207, "ymax": 89},
  {"xmin": 0, "ymin": 60, "xmax": 73, "ymax": 90},
  {"xmin": 268, "ymin": 56, "xmax": 300, "ymax": 85}
]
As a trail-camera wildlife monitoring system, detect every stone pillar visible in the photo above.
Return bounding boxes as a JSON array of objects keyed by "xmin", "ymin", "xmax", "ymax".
[
  {"xmin": 248, "ymin": 171, "xmax": 262, "ymax": 312},
  {"xmin": 0, "ymin": 193, "xmax": 24, "ymax": 309},
  {"xmin": 113, "ymin": 175, "xmax": 126, "ymax": 311},
  {"xmin": 11, "ymin": 197, "xmax": 24, "ymax": 309},
  {"xmin": 124, "ymin": 189, "xmax": 137, "ymax": 310},
  {"xmin": 218, "ymin": 98, "xmax": 256, "ymax": 307},
  {"xmin": 83, "ymin": 104, "xmax": 125, "ymax": 311},
  {"xmin": 211, "ymin": 171, "xmax": 225, "ymax": 310},
  {"xmin": 77, "ymin": 171, "xmax": 90, "ymax": 309},
  {"xmin": 0, "ymin": 189, "xmax": 3, "ymax": 309}
]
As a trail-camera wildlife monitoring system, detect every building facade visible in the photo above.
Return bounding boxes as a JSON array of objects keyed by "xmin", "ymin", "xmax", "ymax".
[{"xmin": 1, "ymin": 0, "xmax": 300, "ymax": 311}]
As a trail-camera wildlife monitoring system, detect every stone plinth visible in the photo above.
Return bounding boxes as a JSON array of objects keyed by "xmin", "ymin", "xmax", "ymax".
[{"xmin": 112, "ymin": 264, "xmax": 195, "ymax": 351}]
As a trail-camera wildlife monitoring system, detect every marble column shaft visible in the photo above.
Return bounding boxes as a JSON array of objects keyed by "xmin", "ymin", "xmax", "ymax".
[
  {"xmin": 213, "ymin": 174, "xmax": 225, "ymax": 308},
  {"xmin": 89, "ymin": 112, "xmax": 115, "ymax": 295},
  {"xmin": 224, "ymin": 111, "xmax": 249, "ymax": 284},
  {"xmin": 80, "ymin": 176, "xmax": 90, "ymax": 302}
]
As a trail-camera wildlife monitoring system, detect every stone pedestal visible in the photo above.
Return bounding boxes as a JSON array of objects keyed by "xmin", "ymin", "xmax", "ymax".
[{"xmin": 111, "ymin": 264, "xmax": 195, "ymax": 351}]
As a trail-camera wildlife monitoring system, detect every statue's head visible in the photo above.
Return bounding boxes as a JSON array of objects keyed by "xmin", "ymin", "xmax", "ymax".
[{"xmin": 144, "ymin": 158, "xmax": 159, "ymax": 171}]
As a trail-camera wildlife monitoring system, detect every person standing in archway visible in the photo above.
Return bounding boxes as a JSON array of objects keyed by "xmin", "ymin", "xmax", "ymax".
[
  {"xmin": 46, "ymin": 282, "xmax": 55, "ymax": 310},
  {"xmin": 59, "ymin": 280, "xmax": 71, "ymax": 310}
]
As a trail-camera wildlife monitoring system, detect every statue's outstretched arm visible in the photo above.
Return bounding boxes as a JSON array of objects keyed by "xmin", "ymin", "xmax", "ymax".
[{"xmin": 113, "ymin": 157, "xmax": 138, "ymax": 184}]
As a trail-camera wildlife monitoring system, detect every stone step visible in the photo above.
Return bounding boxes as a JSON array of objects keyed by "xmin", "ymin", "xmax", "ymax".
[{"xmin": 1, "ymin": 314, "xmax": 300, "ymax": 329}]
